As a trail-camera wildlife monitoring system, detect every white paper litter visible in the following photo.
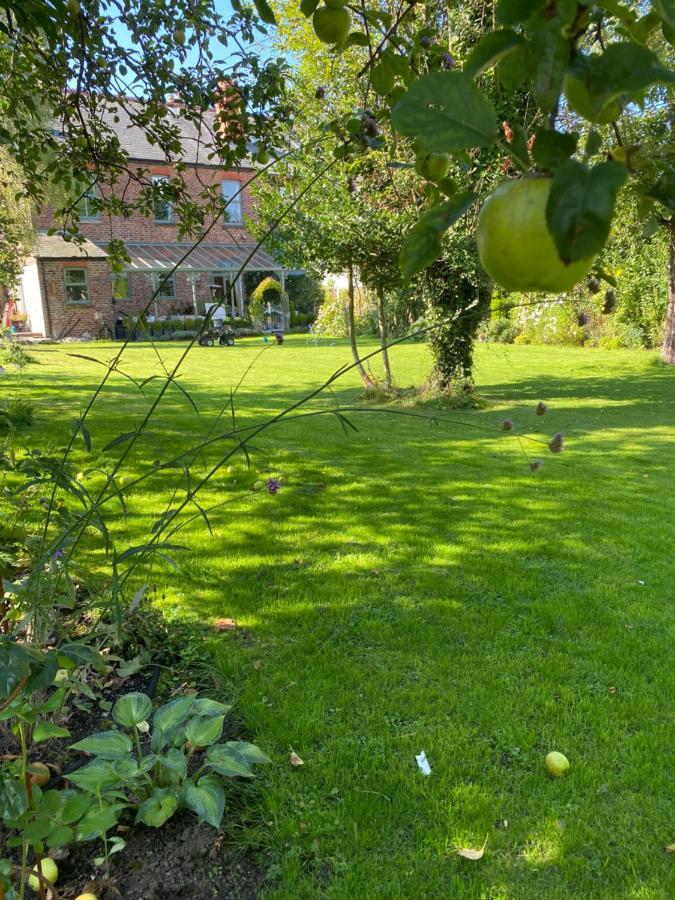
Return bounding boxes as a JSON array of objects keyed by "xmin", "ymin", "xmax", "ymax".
[{"xmin": 415, "ymin": 751, "xmax": 431, "ymax": 776}]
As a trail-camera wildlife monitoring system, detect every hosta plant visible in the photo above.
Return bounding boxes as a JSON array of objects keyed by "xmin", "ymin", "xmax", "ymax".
[{"xmin": 67, "ymin": 692, "xmax": 270, "ymax": 831}]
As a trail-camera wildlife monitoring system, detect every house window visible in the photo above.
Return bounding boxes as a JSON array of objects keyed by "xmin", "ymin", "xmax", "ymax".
[
  {"xmin": 79, "ymin": 183, "xmax": 101, "ymax": 221},
  {"xmin": 64, "ymin": 268, "xmax": 89, "ymax": 304},
  {"xmin": 112, "ymin": 272, "xmax": 130, "ymax": 300},
  {"xmin": 222, "ymin": 180, "xmax": 242, "ymax": 224},
  {"xmin": 157, "ymin": 274, "xmax": 176, "ymax": 300},
  {"xmin": 153, "ymin": 175, "xmax": 173, "ymax": 223}
]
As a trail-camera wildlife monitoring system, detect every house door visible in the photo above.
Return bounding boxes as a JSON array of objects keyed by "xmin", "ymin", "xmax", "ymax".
[{"xmin": 212, "ymin": 274, "xmax": 237, "ymax": 319}]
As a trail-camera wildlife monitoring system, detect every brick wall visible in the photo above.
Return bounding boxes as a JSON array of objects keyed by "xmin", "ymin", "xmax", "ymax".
[
  {"xmin": 39, "ymin": 259, "xmax": 117, "ymax": 339},
  {"xmin": 35, "ymin": 162, "xmax": 256, "ymax": 245},
  {"xmin": 35, "ymin": 161, "xmax": 257, "ymax": 324}
]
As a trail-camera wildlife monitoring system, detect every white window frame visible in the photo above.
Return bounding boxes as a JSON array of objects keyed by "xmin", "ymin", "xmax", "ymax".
[
  {"xmin": 221, "ymin": 180, "xmax": 243, "ymax": 225},
  {"xmin": 64, "ymin": 268, "xmax": 90, "ymax": 305},
  {"xmin": 112, "ymin": 272, "xmax": 130, "ymax": 300},
  {"xmin": 79, "ymin": 183, "xmax": 101, "ymax": 222},
  {"xmin": 157, "ymin": 273, "xmax": 176, "ymax": 300},
  {"xmin": 152, "ymin": 175, "xmax": 173, "ymax": 223}
]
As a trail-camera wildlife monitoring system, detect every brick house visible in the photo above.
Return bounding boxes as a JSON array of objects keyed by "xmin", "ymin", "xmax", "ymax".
[{"xmin": 16, "ymin": 102, "xmax": 285, "ymax": 340}]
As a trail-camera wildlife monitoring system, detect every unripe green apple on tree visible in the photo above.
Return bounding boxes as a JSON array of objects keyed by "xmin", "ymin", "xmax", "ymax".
[
  {"xmin": 477, "ymin": 178, "xmax": 595, "ymax": 293},
  {"xmin": 312, "ymin": 6, "xmax": 351, "ymax": 45}
]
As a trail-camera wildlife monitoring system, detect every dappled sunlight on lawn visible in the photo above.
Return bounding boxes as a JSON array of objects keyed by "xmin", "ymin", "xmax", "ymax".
[{"xmin": 10, "ymin": 338, "xmax": 675, "ymax": 898}]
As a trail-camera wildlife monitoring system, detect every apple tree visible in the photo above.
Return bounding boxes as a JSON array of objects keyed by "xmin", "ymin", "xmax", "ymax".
[{"xmin": 285, "ymin": 0, "xmax": 674, "ymax": 359}]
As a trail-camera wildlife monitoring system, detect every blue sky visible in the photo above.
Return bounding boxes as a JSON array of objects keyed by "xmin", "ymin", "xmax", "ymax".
[{"xmin": 108, "ymin": 1, "xmax": 271, "ymax": 73}]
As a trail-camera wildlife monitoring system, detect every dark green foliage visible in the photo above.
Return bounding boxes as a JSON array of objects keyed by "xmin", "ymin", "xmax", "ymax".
[
  {"xmin": 0, "ymin": 332, "xmax": 35, "ymax": 367},
  {"xmin": 0, "ymin": 398, "xmax": 34, "ymax": 431},
  {"xmin": 417, "ymin": 235, "xmax": 491, "ymax": 388},
  {"xmin": 286, "ymin": 273, "xmax": 322, "ymax": 318}
]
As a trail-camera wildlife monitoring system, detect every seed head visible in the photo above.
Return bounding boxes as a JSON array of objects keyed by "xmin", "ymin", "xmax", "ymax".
[
  {"xmin": 267, "ymin": 477, "xmax": 281, "ymax": 495},
  {"xmin": 420, "ymin": 36, "xmax": 432, "ymax": 49},
  {"xmin": 529, "ymin": 459, "xmax": 542, "ymax": 472},
  {"xmin": 501, "ymin": 418, "xmax": 514, "ymax": 432},
  {"xmin": 548, "ymin": 432, "xmax": 564, "ymax": 454},
  {"xmin": 535, "ymin": 401, "xmax": 548, "ymax": 416},
  {"xmin": 364, "ymin": 116, "xmax": 379, "ymax": 137},
  {"xmin": 315, "ymin": 85, "xmax": 326, "ymax": 100}
]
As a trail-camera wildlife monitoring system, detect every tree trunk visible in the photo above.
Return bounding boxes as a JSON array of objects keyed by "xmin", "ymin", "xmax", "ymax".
[
  {"xmin": 347, "ymin": 263, "xmax": 375, "ymax": 389},
  {"xmin": 662, "ymin": 220, "xmax": 675, "ymax": 365},
  {"xmin": 376, "ymin": 284, "xmax": 393, "ymax": 390}
]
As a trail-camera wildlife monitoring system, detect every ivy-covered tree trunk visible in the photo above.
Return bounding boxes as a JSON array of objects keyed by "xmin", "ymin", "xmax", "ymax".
[
  {"xmin": 376, "ymin": 285, "xmax": 393, "ymax": 390},
  {"xmin": 347, "ymin": 264, "xmax": 375, "ymax": 389},
  {"xmin": 420, "ymin": 252, "xmax": 491, "ymax": 390},
  {"xmin": 662, "ymin": 222, "xmax": 675, "ymax": 366}
]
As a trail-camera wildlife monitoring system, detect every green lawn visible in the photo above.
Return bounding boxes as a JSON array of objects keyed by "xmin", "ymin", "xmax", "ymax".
[{"xmin": 8, "ymin": 337, "xmax": 675, "ymax": 898}]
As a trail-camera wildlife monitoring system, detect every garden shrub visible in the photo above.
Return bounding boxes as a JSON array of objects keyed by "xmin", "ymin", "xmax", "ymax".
[
  {"xmin": 407, "ymin": 316, "xmax": 428, "ymax": 342},
  {"xmin": 483, "ymin": 318, "xmax": 519, "ymax": 344},
  {"xmin": 515, "ymin": 300, "xmax": 587, "ymax": 346},
  {"xmin": 596, "ymin": 321, "xmax": 645, "ymax": 350},
  {"xmin": 315, "ymin": 293, "xmax": 348, "ymax": 337},
  {"xmin": 290, "ymin": 311, "xmax": 316, "ymax": 327},
  {"xmin": 0, "ymin": 398, "xmax": 34, "ymax": 430},
  {"xmin": 286, "ymin": 272, "xmax": 323, "ymax": 316},
  {"xmin": 0, "ymin": 330, "xmax": 35, "ymax": 367}
]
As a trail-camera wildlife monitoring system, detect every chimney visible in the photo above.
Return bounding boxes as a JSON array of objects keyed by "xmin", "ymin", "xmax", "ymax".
[{"xmin": 214, "ymin": 79, "xmax": 246, "ymax": 141}]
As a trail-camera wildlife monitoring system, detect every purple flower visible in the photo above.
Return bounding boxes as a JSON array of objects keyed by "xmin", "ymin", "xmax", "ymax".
[
  {"xmin": 52, "ymin": 547, "xmax": 65, "ymax": 560},
  {"xmin": 266, "ymin": 477, "xmax": 281, "ymax": 495}
]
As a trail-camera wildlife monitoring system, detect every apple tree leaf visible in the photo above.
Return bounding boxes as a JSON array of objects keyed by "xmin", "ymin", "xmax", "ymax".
[
  {"xmin": 547, "ymin": 159, "xmax": 628, "ymax": 263},
  {"xmin": 400, "ymin": 193, "xmax": 476, "ymax": 280},
  {"xmin": 532, "ymin": 128, "xmax": 579, "ymax": 170},
  {"xmin": 647, "ymin": 168, "xmax": 675, "ymax": 212},
  {"xmin": 391, "ymin": 72, "xmax": 498, "ymax": 152},
  {"xmin": 496, "ymin": 0, "xmax": 547, "ymax": 25},
  {"xmin": 464, "ymin": 29, "xmax": 524, "ymax": 78},
  {"xmin": 252, "ymin": 0, "xmax": 276, "ymax": 26}
]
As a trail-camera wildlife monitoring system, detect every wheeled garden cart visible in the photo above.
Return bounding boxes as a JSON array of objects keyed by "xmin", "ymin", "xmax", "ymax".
[{"xmin": 198, "ymin": 324, "xmax": 236, "ymax": 347}]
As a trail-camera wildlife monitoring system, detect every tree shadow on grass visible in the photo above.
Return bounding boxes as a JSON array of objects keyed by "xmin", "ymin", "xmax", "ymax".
[{"xmin": 14, "ymin": 345, "xmax": 675, "ymax": 898}]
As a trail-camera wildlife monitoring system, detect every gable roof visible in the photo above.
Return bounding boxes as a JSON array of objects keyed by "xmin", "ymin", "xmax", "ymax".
[
  {"xmin": 93, "ymin": 101, "xmax": 255, "ymax": 169},
  {"xmin": 35, "ymin": 234, "xmax": 108, "ymax": 260}
]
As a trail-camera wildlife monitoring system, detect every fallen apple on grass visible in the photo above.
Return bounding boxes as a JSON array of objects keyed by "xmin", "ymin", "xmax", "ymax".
[
  {"xmin": 28, "ymin": 761, "xmax": 50, "ymax": 788},
  {"xmin": 28, "ymin": 857, "xmax": 58, "ymax": 890}
]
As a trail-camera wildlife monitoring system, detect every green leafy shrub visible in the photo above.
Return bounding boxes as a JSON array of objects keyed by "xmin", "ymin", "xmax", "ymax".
[
  {"xmin": 596, "ymin": 322, "xmax": 645, "ymax": 350},
  {"xmin": 233, "ymin": 316, "xmax": 253, "ymax": 329},
  {"xmin": 0, "ymin": 398, "xmax": 34, "ymax": 431},
  {"xmin": 0, "ymin": 638, "xmax": 109, "ymax": 890},
  {"xmin": 315, "ymin": 293, "xmax": 348, "ymax": 337},
  {"xmin": 0, "ymin": 331, "xmax": 35, "ymax": 367},
  {"xmin": 286, "ymin": 273, "xmax": 323, "ymax": 316},
  {"xmin": 515, "ymin": 300, "xmax": 587, "ymax": 346},
  {"xmin": 489, "ymin": 289, "xmax": 514, "ymax": 321},
  {"xmin": 483, "ymin": 318, "xmax": 519, "ymax": 344},
  {"xmin": 67, "ymin": 692, "xmax": 270, "ymax": 831},
  {"xmin": 290, "ymin": 311, "xmax": 315, "ymax": 327}
]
